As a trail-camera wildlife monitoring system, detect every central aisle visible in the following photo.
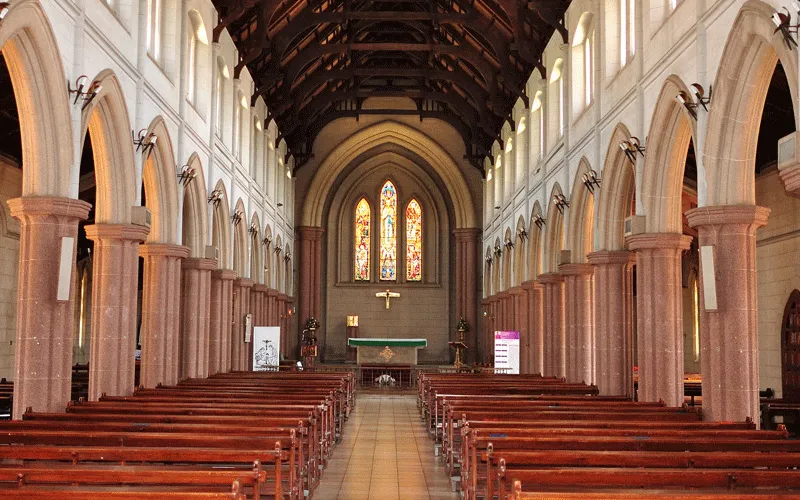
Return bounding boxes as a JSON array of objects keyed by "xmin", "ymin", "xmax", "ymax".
[{"xmin": 313, "ymin": 393, "xmax": 459, "ymax": 500}]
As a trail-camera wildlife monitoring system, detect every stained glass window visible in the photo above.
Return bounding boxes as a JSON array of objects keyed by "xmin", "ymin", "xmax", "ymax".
[
  {"xmin": 354, "ymin": 198, "xmax": 370, "ymax": 281},
  {"xmin": 406, "ymin": 199, "xmax": 422, "ymax": 281},
  {"xmin": 379, "ymin": 181, "xmax": 397, "ymax": 280}
]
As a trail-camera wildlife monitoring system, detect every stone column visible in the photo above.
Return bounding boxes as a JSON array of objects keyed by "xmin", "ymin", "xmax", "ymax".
[
  {"xmin": 455, "ymin": 228, "xmax": 480, "ymax": 362},
  {"xmin": 209, "ymin": 269, "xmax": 235, "ymax": 375},
  {"xmin": 522, "ymin": 280, "xmax": 544, "ymax": 375},
  {"xmin": 497, "ymin": 291, "xmax": 509, "ymax": 331},
  {"xmin": 267, "ymin": 289, "xmax": 279, "ymax": 325},
  {"xmin": 627, "ymin": 233, "xmax": 692, "ymax": 406},
  {"xmin": 286, "ymin": 296, "xmax": 296, "ymax": 358},
  {"xmin": 480, "ymin": 298, "xmax": 490, "ymax": 362},
  {"xmin": 84, "ymin": 223, "xmax": 150, "ymax": 400},
  {"xmin": 138, "ymin": 244, "xmax": 189, "ymax": 388},
  {"xmin": 251, "ymin": 284, "xmax": 268, "ymax": 326},
  {"xmin": 686, "ymin": 205, "xmax": 769, "ymax": 423},
  {"xmin": 8, "ymin": 197, "xmax": 91, "ymax": 419},
  {"xmin": 509, "ymin": 287, "xmax": 527, "ymax": 372},
  {"xmin": 538, "ymin": 273, "xmax": 565, "ymax": 378},
  {"xmin": 487, "ymin": 296, "xmax": 499, "ymax": 361},
  {"xmin": 560, "ymin": 263, "xmax": 595, "ymax": 384},
  {"xmin": 231, "ymin": 278, "xmax": 253, "ymax": 371},
  {"xmin": 588, "ymin": 251, "xmax": 636, "ymax": 397},
  {"xmin": 298, "ymin": 226, "xmax": 324, "ymax": 353},
  {"xmin": 180, "ymin": 257, "xmax": 215, "ymax": 379},
  {"xmin": 276, "ymin": 293, "xmax": 287, "ymax": 357}
]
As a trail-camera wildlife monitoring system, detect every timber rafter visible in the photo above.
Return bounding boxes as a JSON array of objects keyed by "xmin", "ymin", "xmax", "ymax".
[{"xmin": 212, "ymin": 0, "xmax": 570, "ymax": 172}]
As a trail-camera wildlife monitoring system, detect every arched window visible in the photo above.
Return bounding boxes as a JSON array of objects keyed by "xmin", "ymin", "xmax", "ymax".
[
  {"xmin": 620, "ymin": 0, "xmax": 635, "ymax": 65},
  {"xmin": 549, "ymin": 58, "xmax": 565, "ymax": 138},
  {"xmin": 146, "ymin": 0, "xmax": 162, "ymax": 61},
  {"xmin": 186, "ymin": 11, "xmax": 207, "ymax": 105},
  {"xmin": 215, "ymin": 59, "xmax": 228, "ymax": 136},
  {"xmin": 354, "ymin": 198, "xmax": 371, "ymax": 281},
  {"xmin": 406, "ymin": 199, "xmax": 422, "ymax": 281},
  {"xmin": 379, "ymin": 181, "xmax": 397, "ymax": 281}
]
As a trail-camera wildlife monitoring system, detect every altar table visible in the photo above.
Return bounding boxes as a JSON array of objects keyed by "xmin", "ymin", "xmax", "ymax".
[{"xmin": 347, "ymin": 338, "xmax": 427, "ymax": 365}]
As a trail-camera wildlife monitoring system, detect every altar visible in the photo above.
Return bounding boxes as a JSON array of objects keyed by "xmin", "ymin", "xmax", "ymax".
[{"xmin": 347, "ymin": 338, "xmax": 427, "ymax": 365}]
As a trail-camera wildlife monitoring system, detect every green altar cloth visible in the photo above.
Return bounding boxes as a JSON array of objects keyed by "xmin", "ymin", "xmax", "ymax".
[{"xmin": 347, "ymin": 338, "xmax": 427, "ymax": 364}]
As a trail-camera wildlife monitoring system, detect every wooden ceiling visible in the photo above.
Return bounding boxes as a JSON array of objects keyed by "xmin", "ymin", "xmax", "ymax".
[{"xmin": 211, "ymin": 0, "xmax": 571, "ymax": 172}]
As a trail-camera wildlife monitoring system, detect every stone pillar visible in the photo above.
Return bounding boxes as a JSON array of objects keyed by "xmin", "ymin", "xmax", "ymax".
[
  {"xmin": 509, "ymin": 287, "xmax": 527, "ymax": 372},
  {"xmin": 588, "ymin": 251, "xmax": 636, "ymax": 397},
  {"xmin": 455, "ymin": 228, "xmax": 480, "ymax": 362},
  {"xmin": 138, "ymin": 244, "xmax": 189, "ymax": 388},
  {"xmin": 231, "ymin": 278, "xmax": 253, "ymax": 371},
  {"xmin": 84, "ymin": 223, "xmax": 150, "ymax": 400},
  {"xmin": 627, "ymin": 233, "xmax": 692, "ymax": 406},
  {"xmin": 522, "ymin": 281, "xmax": 544, "ymax": 375},
  {"xmin": 686, "ymin": 205, "xmax": 769, "ymax": 422},
  {"xmin": 538, "ymin": 273, "xmax": 565, "ymax": 378},
  {"xmin": 209, "ymin": 269, "xmax": 235, "ymax": 375},
  {"xmin": 497, "ymin": 291, "xmax": 509, "ymax": 331},
  {"xmin": 267, "ymin": 289, "xmax": 279, "ymax": 325},
  {"xmin": 480, "ymin": 298, "xmax": 490, "ymax": 362},
  {"xmin": 251, "ymin": 284, "xmax": 268, "ymax": 326},
  {"xmin": 560, "ymin": 264, "xmax": 595, "ymax": 384},
  {"xmin": 8, "ymin": 197, "xmax": 91, "ymax": 419},
  {"xmin": 285, "ymin": 296, "xmax": 296, "ymax": 357},
  {"xmin": 180, "ymin": 257, "xmax": 215, "ymax": 380},
  {"xmin": 276, "ymin": 293, "xmax": 287, "ymax": 357},
  {"xmin": 298, "ymin": 226, "xmax": 324, "ymax": 354}
]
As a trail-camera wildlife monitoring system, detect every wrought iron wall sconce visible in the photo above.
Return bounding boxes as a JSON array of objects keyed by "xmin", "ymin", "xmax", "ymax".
[
  {"xmin": 68, "ymin": 75, "xmax": 102, "ymax": 110},
  {"xmin": 230, "ymin": 210, "xmax": 243, "ymax": 225},
  {"xmin": 0, "ymin": 3, "xmax": 10, "ymax": 21},
  {"xmin": 207, "ymin": 189, "xmax": 223, "ymax": 207},
  {"xmin": 133, "ymin": 129, "xmax": 158, "ymax": 155},
  {"xmin": 177, "ymin": 165, "xmax": 196, "ymax": 187},
  {"xmin": 676, "ymin": 84, "xmax": 712, "ymax": 119},
  {"xmin": 553, "ymin": 194, "xmax": 570, "ymax": 214},
  {"xmin": 582, "ymin": 169, "xmax": 601, "ymax": 194},
  {"xmin": 620, "ymin": 136, "xmax": 646, "ymax": 162},
  {"xmin": 248, "ymin": 222, "xmax": 258, "ymax": 235},
  {"xmin": 517, "ymin": 228, "xmax": 528, "ymax": 241},
  {"xmin": 773, "ymin": 5, "xmax": 800, "ymax": 50},
  {"xmin": 532, "ymin": 214, "xmax": 546, "ymax": 229}
]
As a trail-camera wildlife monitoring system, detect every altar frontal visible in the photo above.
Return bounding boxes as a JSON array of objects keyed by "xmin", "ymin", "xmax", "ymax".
[{"xmin": 347, "ymin": 338, "xmax": 427, "ymax": 365}]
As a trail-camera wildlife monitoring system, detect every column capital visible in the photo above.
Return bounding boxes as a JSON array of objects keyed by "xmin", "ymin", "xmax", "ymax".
[
  {"xmin": 252, "ymin": 283, "xmax": 269, "ymax": 293},
  {"xmin": 497, "ymin": 291, "xmax": 510, "ymax": 299},
  {"xmin": 587, "ymin": 250, "xmax": 636, "ymax": 265},
  {"xmin": 267, "ymin": 289, "xmax": 280, "ymax": 297},
  {"xmin": 508, "ymin": 286, "xmax": 526, "ymax": 296},
  {"xmin": 182, "ymin": 257, "xmax": 217, "ymax": 271},
  {"xmin": 85, "ymin": 223, "xmax": 150, "ymax": 242},
  {"xmin": 626, "ymin": 232, "xmax": 692, "ymax": 251},
  {"xmin": 277, "ymin": 293, "xmax": 289, "ymax": 301},
  {"xmin": 487, "ymin": 295, "xmax": 500, "ymax": 304},
  {"xmin": 234, "ymin": 278, "xmax": 254, "ymax": 288},
  {"xmin": 521, "ymin": 280, "xmax": 543, "ymax": 291},
  {"xmin": 211, "ymin": 269, "xmax": 237, "ymax": 281},
  {"xmin": 685, "ymin": 205, "xmax": 770, "ymax": 229},
  {"xmin": 139, "ymin": 243, "xmax": 190, "ymax": 259},
  {"xmin": 453, "ymin": 227, "xmax": 481, "ymax": 240},
  {"xmin": 285, "ymin": 296, "xmax": 295, "ymax": 304},
  {"xmin": 481, "ymin": 298, "xmax": 491, "ymax": 305},
  {"xmin": 537, "ymin": 272, "xmax": 564, "ymax": 284},
  {"xmin": 297, "ymin": 226, "xmax": 325, "ymax": 240},
  {"xmin": 558, "ymin": 263, "xmax": 594, "ymax": 276},
  {"xmin": 7, "ymin": 196, "xmax": 91, "ymax": 220}
]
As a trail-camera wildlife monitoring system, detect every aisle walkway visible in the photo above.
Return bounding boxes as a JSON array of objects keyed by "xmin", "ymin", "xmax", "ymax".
[{"xmin": 313, "ymin": 392, "xmax": 459, "ymax": 500}]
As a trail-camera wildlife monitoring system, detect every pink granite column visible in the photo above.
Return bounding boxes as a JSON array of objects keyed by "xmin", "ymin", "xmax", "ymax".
[
  {"xmin": 180, "ymin": 257, "xmax": 215, "ymax": 379},
  {"xmin": 686, "ymin": 205, "xmax": 769, "ymax": 423},
  {"xmin": 231, "ymin": 278, "xmax": 253, "ymax": 371},
  {"xmin": 298, "ymin": 227, "xmax": 323, "ymax": 358},
  {"xmin": 539, "ymin": 273, "xmax": 565, "ymax": 378},
  {"xmin": 487, "ymin": 296, "xmax": 499, "ymax": 362},
  {"xmin": 8, "ymin": 197, "xmax": 91, "ymax": 419},
  {"xmin": 455, "ymin": 229, "xmax": 480, "ymax": 363},
  {"xmin": 588, "ymin": 251, "xmax": 636, "ymax": 397},
  {"xmin": 138, "ymin": 244, "xmax": 189, "ymax": 388},
  {"xmin": 480, "ymin": 298, "xmax": 490, "ymax": 362},
  {"xmin": 497, "ymin": 292, "xmax": 509, "ymax": 331},
  {"xmin": 286, "ymin": 296, "xmax": 296, "ymax": 358},
  {"xmin": 251, "ymin": 284, "xmax": 268, "ymax": 326},
  {"xmin": 267, "ymin": 289, "xmax": 278, "ymax": 325},
  {"xmin": 627, "ymin": 233, "xmax": 692, "ymax": 406},
  {"xmin": 276, "ymin": 294, "xmax": 287, "ymax": 357},
  {"xmin": 522, "ymin": 281, "xmax": 544, "ymax": 375},
  {"xmin": 84, "ymin": 223, "xmax": 150, "ymax": 400},
  {"xmin": 208, "ymin": 269, "xmax": 235, "ymax": 375},
  {"xmin": 560, "ymin": 264, "xmax": 595, "ymax": 384},
  {"xmin": 509, "ymin": 286, "xmax": 527, "ymax": 372}
]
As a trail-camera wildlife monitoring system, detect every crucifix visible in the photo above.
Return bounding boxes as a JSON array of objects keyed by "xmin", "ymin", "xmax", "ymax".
[{"xmin": 376, "ymin": 289, "xmax": 400, "ymax": 309}]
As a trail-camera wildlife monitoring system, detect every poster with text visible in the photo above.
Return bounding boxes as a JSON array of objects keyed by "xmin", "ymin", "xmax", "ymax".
[
  {"xmin": 494, "ymin": 331, "xmax": 520, "ymax": 374},
  {"xmin": 252, "ymin": 326, "xmax": 281, "ymax": 371}
]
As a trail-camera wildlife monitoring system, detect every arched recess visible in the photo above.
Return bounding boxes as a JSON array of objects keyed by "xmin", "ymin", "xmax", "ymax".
[
  {"xmin": 704, "ymin": 0, "xmax": 799, "ymax": 206},
  {"xmin": 181, "ymin": 153, "xmax": 208, "ymax": 258},
  {"xmin": 513, "ymin": 216, "xmax": 526, "ymax": 286},
  {"xmin": 232, "ymin": 198, "xmax": 247, "ymax": 277},
  {"xmin": 484, "ymin": 246, "xmax": 493, "ymax": 296},
  {"xmin": 0, "ymin": 0, "xmax": 72, "ymax": 197},
  {"xmin": 263, "ymin": 224, "xmax": 273, "ymax": 286},
  {"xmin": 595, "ymin": 123, "xmax": 636, "ymax": 251},
  {"xmin": 142, "ymin": 116, "xmax": 179, "ymax": 244},
  {"xmin": 639, "ymin": 75, "xmax": 697, "ymax": 233},
  {"xmin": 543, "ymin": 184, "xmax": 566, "ymax": 273},
  {"xmin": 249, "ymin": 213, "xmax": 262, "ymax": 283},
  {"xmin": 303, "ymin": 120, "xmax": 476, "ymax": 229},
  {"xmin": 566, "ymin": 157, "xmax": 595, "ymax": 263},
  {"xmin": 528, "ymin": 201, "xmax": 544, "ymax": 280},
  {"xmin": 492, "ymin": 237, "xmax": 501, "ymax": 292},
  {"xmin": 502, "ymin": 227, "xmax": 512, "ymax": 290},
  {"xmin": 210, "ymin": 180, "xmax": 231, "ymax": 270},
  {"xmin": 273, "ymin": 234, "xmax": 283, "ymax": 292}
]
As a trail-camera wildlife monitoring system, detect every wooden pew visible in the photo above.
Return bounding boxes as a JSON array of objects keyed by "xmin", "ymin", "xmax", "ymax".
[{"xmin": 509, "ymin": 480, "xmax": 800, "ymax": 500}]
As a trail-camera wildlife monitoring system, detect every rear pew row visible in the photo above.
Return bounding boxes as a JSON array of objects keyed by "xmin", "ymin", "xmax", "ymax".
[
  {"xmin": 0, "ymin": 370, "xmax": 356, "ymax": 499},
  {"xmin": 418, "ymin": 372, "xmax": 800, "ymax": 500}
]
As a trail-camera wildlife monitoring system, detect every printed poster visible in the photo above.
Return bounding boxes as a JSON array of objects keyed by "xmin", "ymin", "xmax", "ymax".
[
  {"xmin": 494, "ymin": 331, "xmax": 520, "ymax": 374},
  {"xmin": 252, "ymin": 326, "xmax": 281, "ymax": 371}
]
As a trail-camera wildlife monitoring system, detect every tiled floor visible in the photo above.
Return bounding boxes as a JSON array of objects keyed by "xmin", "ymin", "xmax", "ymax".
[{"xmin": 312, "ymin": 392, "xmax": 459, "ymax": 500}]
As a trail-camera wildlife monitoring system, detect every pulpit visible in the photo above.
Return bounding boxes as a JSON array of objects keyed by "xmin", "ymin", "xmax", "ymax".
[{"xmin": 347, "ymin": 338, "xmax": 427, "ymax": 365}]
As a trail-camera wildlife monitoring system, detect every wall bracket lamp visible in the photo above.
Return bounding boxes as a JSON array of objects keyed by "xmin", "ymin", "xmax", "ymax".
[
  {"xmin": 177, "ymin": 165, "xmax": 196, "ymax": 187},
  {"xmin": 676, "ymin": 84, "xmax": 712, "ymax": 119},
  {"xmin": 532, "ymin": 214, "xmax": 546, "ymax": 229},
  {"xmin": 68, "ymin": 75, "xmax": 102, "ymax": 110},
  {"xmin": 553, "ymin": 194, "xmax": 570, "ymax": 214},
  {"xmin": 773, "ymin": 5, "xmax": 800, "ymax": 50},
  {"xmin": 230, "ymin": 210, "xmax": 243, "ymax": 226},
  {"xmin": 619, "ymin": 137, "xmax": 646, "ymax": 162},
  {"xmin": 133, "ymin": 129, "xmax": 157, "ymax": 155},
  {"xmin": 207, "ymin": 189, "xmax": 223, "ymax": 207}
]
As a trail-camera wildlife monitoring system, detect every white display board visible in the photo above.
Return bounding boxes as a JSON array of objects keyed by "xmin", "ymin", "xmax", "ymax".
[
  {"xmin": 494, "ymin": 331, "xmax": 521, "ymax": 374},
  {"xmin": 252, "ymin": 326, "xmax": 281, "ymax": 371}
]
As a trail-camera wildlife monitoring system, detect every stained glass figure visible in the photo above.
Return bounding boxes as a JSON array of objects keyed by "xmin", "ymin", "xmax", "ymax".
[
  {"xmin": 379, "ymin": 181, "xmax": 397, "ymax": 280},
  {"xmin": 406, "ymin": 199, "xmax": 422, "ymax": 281},
  {"xmin": 354, "ymin": 198, "xmax": 370, "ymax": 281}
]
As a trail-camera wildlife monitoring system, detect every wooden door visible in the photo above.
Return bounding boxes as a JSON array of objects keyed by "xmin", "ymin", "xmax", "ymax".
[{"xmin": 782, "ymin": 289, "xmax": 800, "ymax": 400}]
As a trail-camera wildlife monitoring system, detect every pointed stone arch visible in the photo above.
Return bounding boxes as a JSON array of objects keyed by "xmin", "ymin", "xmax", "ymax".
[
  {"xmin": 142, "ymin": 116, "xmax": 180, "ymax": 244},
  {"xmin": 210, "ymin": 180, "xmax": 231, "ymax": 270},
  {"xmin": 513, "ymin": 215, "xmax": 526, "ymax": 286},
  {"xmin": 528, "ymin": 201, "xmax": 544, "ymax": 280},
  {"xmin": 484, "ymin": 245, "xmax": 493, "ymax": 296},
  {"xmin": 232, "ymin": 198, "xmax": 247, "ymax": 277},
  {"xmin": 263, "ymin": 224, "xmax": 273, "ymax": 286},
  {"xmin": 284, "ymin": 242, "xmax": 292, "ymax": 294},
  {"xmin": 543, "ymin": 184, "xmax": 566, "ymax": 273},
  {"xmin": 492, "ymin": 237, "xmax": 501, "ymax": 293},
  {"xmin": 249, "ymin": 213, "xmax": 262, "ymax": 283},
  {"xmin": 595, "ymin": 123, "xmax": 636, "ymax": 251},
  {"xmin": 566, "ymin": 157, "xmax": 595, "ymax": 263},
  {"xmin": 502, "ymin": 227, "xmax": 513, "ymax": 290},
  {"xmin": 181, "ymin": 153, "xmax": 208, "ymax": 258},
  {"xmin": 274, "ymin": 234, "xmax": 283, "ymax": 292}
]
